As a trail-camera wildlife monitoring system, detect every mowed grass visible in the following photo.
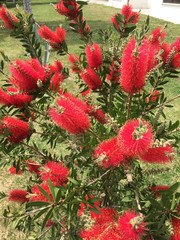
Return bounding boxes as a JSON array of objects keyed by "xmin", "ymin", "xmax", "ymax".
[{"xmin": 0, "ymin": 1, "xmax": 180, "ymax": 238}]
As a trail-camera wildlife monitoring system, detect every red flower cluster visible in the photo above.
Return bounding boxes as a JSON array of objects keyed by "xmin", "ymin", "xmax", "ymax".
[
  {"xmin": 120, "ymin": 38, "xmax": 151, "ymax": 94},
  {"xmin": 49, "ymin": 94, "xmax": 91, "ymax": 134},
  {"xmin": 0, "ymin": 116, "xmax": 30, "ymax": 143},
  {"xmin": 68, "ymin": 54, "xmax": 81, "ymax": 73},
  {"xmin": 49, "ymin": 60, "xmax": 65, "ymax": 91},
  {"xmin": 9, "ymin": 58, "xmax": 47, "ymax": 92},
  {"xmin": 85, "ymin": 43, "xmax": 103, "ymax": 69},
  {"xmin": 93, "ymin": 137, "xmax": 126, "ymax": 169},
  {"xmin": 79, "ymin": 208, "xmax": 147, "ymax": 240},
  {"xmin": 56, "ymin": 0, "xmax": 79, "ymax": 19},
  {"xmin": 111, "ymin": 4, "xmax": 139, "ymax": 33},
  {"xmin": 78, "ymin": 195, "xmax": 101, "ymax": 217},
  {"xmin": 139, "ymin": 144, "xmax": 174, "ymax": 164},
  {"xmin": 9, "ymin": 189, "xmax": 28, "ymax": 203},
  {"xmin": 118, "ymin": 119, "xmax": 153, "ymax": 158},
  {"xmin": 39, "ymin": 161, "xmax": 69, "ymax": 186},
  {"xmin": 0, "ymin": 6, "xmax": 19, "ymax": 29},
  {"xmin": 80, "ymin": 68, "xmax": 102, "ymax": 90},
  {"xmin": 0, "ymin": 87, "xmax": 33, "ymax": 108},
  {"xmin": 149, "ymin": 27, "xmax": 166, "ymax": 47},
  {"xmin": 30, "ymin": 183, "xmax": 53, "ymax": 202},
  {"xmin": 38, "ymin": 25, "xmax": 66, "ymax": 50}
]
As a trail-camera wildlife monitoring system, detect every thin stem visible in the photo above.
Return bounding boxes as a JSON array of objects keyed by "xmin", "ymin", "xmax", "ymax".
[
  {"xmin": 88, "ymin": 129, "xmax": 101, "ymax": 142},
  {"xmin": 21, "ymin": 142, "xmax": 46, "ymax": 158},
  {"xmin": 127, "ymin": 94, "xmax": 133, "ymax": 119}
]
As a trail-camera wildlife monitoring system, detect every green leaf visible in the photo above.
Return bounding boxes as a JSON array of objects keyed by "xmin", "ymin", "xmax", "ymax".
[
  {"xmin": 68, "ymin": 177, "xmax": 80, "ymax": 186},
  {"xmin": 34, "ymin": 207, "xmax": 50, "ymax": 220},
  {"xmin": 26, "ymin": 201, "xmax": 50, "ymax": 208},
  {"xmin": 41, "ymin": 208, "xmax": 53, "ymax": 230},
  {"xmin": 48, "ymin": 179, "xmax": 56, "ymax": 200},
  {"xmin": 37, "ymin": 185, "xmax": 52, "ymax": 202}
]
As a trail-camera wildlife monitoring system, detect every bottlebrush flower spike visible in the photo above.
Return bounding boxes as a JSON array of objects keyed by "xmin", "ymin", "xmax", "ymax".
[
  {"xmin": 78, "ymin": 195, "xmax": 101, "ymax": 217},
  {"xmin": 121, "ymin": 4, "xmax": 139, "ymax": 24},
  {"xmin": 107, "ymin": 62, "xmax": 120, "ymax": 83},
  {"xmin": 87, "ymin": 105, "xmax": 106, "ymax": 124},
  {"xmin": 0, "ymin": 116, "xmax": 30, "ymax": 143},
  {"xmin": 0, "ymin": 6, "xmax": 19, "ymax": 29},
  {"xmin": 85, "ymin": 43, "xmax": 103, "ymax": 69},
  {"xmin": 39, "ymin": 161, "xmax": 69, "ymax": 186},
  {"xmin": 80, "ymin": 68, "xmax": 102, "ymax": 90},
  {"xmin": 56, "ymin": 0, "xmax": 79, "ymax": 19},
  {"xmin": 120, "ymin": 38, "xmax": 150, "ymax": 94},
  {"xmin": 72, "ymin": 17, "xmax": 91, "ymax": 37},
  {"xmin": 27, "ymin": 159, "xmax": 40, "ymax": 175},
  {"xmin": 68, "ymin": 54, "xmax": 81, "ymax": 73},
  {"xmin": 117, "ymin": 210, "xmax": 147, "ymax": 240},
  {"xmin": 38, "ymin": 25, "xmax": 66, "ymax": 49},
  {"xmin": 8, "ymin": 166, "xmax": 21, "ymax": 175},
  {"xmin": 149, "ymin": 27, "xmax": 166, "ymax": 47},
  {"xmin": 118, "ymin": 119, "xmax": 153, "ymax": 157},
  {"xmin": 80, "ymin": 207, "xmax": 119, "ymax": 240},
  {"xmin": 139, "ymin": 144, "xmax": 174, "ymax": 164},
  {"xmin": 30, "ymin": 183, "xmax": 53, "ymax": 202},
  {"xmin": 9, "ymin": 189, "xmax": 28, "ymax": 203},
  {"xmin": 0, "ymin": 87, "xmax": 33, "ymax": 108},
  {"xmin": 9, "ymin": 58, "xmax": 47, "ymax": 92},
  {"xmin": 93, "ymin": 137, "xmax": 126, "ymax": 169},
  {"xmin": 49, "ymin": 96, "xmax": 91, "ymax": 134}
]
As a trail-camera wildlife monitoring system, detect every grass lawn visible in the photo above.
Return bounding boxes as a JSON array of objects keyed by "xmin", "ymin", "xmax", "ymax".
[{"xmin": 0, "ymin": 1, "xmax": 180, "ymax": 238}]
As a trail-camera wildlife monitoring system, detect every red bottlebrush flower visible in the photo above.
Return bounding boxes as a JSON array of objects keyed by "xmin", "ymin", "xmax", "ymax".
[
  {"xmin": 117, "ymin": 210, "xmax": 147, "ymax": 240},
  {"xmin": 139, "ymin": 144, "xmax": 174, "ymax": 164},
  {"xmin": 0, "ymin": 116, "xmax": 30, "ymax": 143},
  {"xmin": 118, "ymin": 119, "xmax": 153, "ymax": 158},
  {"xmin": 27, "ymin": 159, "xmax": 40, "ymax": 174},
  {"xmin": 85, "ymin": 43, "xmax": 103, "ymax": 69},
  {"xmin": 9, "ymin": 189, "xmax": 28, "ymax": 203},
  {"xmin": 9, "ymin": 58, "xmax": 46, "ymax": 92},
  {"xmin": 50, "ymin": 73, "xmax": 65, "ymax": 91},
  {"xmin": 30, "ymin": 183, "xmax": 53, "ymax": 202},
  {"xmin": 60, "ymin": 92, "xmax": 89, "ymax": 113},
  {"xmin": 81, "ymin": 68, "xmax": 102, "ymax": 90},
  {"xmin": 171, "ymin": 37, "xmax": 180, "ymax": 53},
  {"xmin": 68, "ymin": 54, "xmax": 81, "ymax": 73},
  {"xmin": 93, "ymin": 137, "xmax": 126, "ymax": 169},
  {"xmin": 107, "ymin": 62, "xmax": 120, "ymax": 83},
  {"xmin": 0, "ymin": 6, "xmax": 18, "ymax": 29},
  {"xmin": 171, "ymin": 217, "xmax": 180, "ymax": 240},
  {"xmin": 8, "ymin": 166, "xmax": 21, "ymax": 175},
  {"xmin": 49, "ymin": 60, "xmax": 63, "ymax": 73},
  {"xmin": 38, "ymin": 25, "xmax": 66, "ymax": 49},
  {"xmin": 171, "ymin": 53, "xmax": 180, "ymax": 68},
  {"xmin": 39, "ymin": 161, "xmax": 69, "ymax": 186},
  {"xmin": 0, "ymin": 87, "xmax": 32, "ymax": 108},
  {"xmin": 72, "ymin": 17, "xmax": 91, "ymax": 37},
  {"xmin": 151, "ymin": 185, "xmax": 170, "ymax": 197},
  {"xmin": 149, "ymin": 27, "xmax": 166, "ymax": 47},
  {"xmin": 56, "ymin": 0, "xmax": 79, "ymax": 19},
  {"xmin": 80, "ymin": 207, "xmax": 119, "ymax": 240},
  {"xmin": 87, "ymin": 105, "xmax": 106, "ymax": 124},
  {"xmin": 121, "ymin": 5, "xmax": 139, "ymax": 24},
  {"xmin": 120, "ymin": 38, "xmax": 150, "ymax": 94}
]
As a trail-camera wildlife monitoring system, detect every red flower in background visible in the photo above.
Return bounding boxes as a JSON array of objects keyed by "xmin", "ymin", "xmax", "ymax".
[
  {"xmin": 107, "ymin": 62, "xmax": 120, "ymax": 83},
  {"xmin": 38, "ymin": 25, "xmax": 66, "ymax": 49},
  {"xmin": 120, "ymin": 38, "xmax": 151, "ymax": 94},
  {"xmin": 9, "ymin": 189, "xmax": 28, "ymax": 203},
  {"xmin": 30, "ymin": 183, "xmax": 53, "ymax": 202},
  {"xmin": 39, "ymin": 161, "xmax": 69, "ymax": 186},
  {"xmin": 121, "ymin": 4, "xmax": 139, "ymax": 24},
  {"xmin": 9, "ymin": 58, "xmax": 47, "ymax": 92},
  {"xmin": 68, "ymin": 54, "xmax": 81, "ymax": 73},
  {"xmin": 27, "ymin": 159, "xmax": 40, "ymax": 175},
  {"xmin": 8, "ymin": 166, "xmax": 21, "ymax": 175},
  {"xmin": 139, "ymin": 144, "xmax": 174, "ymax": 164},
  {"xmin": 85, "ymin": 43, "xmax": 103, "ymax": 69},
  {"xmin": 118, "ymin": 119, "xmax": 153, "ymax": 157},
  {"xmin": 93, "ymin": 137, "xmax": 126, "ymax": 169},
  {"xmin": 87, "ymin": 105, "xmax": 106, "ymax": 124},
  {"xmin": 149, "ymin": 27, "xmax": 166, "ymax": 47},
  {"xmin": 81, "ymin": 68, "xmax": 102, "ymax": 90},
  {"xmin": 78, "ymin": 195, "xmax": 101, "ymax": 217},
  {"xmin": 56, "ymin": 0, "xmax": 79, "ymax": 19},
  {"xmin": 117, "ymin": 210, "xmax": 147, "ymax": 240},
  {"xmin": 0, "ymin": 116, "xmax": 30, "ymax": 143},
  {"xmin": 151, "ymin": 185, "xmax": 170, "ymax": 197},
  {"xmin": 0, "ymin": 6, "xmax": 19, "ymax": 29}
]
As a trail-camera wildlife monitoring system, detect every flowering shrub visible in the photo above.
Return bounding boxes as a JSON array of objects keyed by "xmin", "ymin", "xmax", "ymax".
[{"xmin": 0, "ymin": 1, "xmax": 180, "ymax": 239}]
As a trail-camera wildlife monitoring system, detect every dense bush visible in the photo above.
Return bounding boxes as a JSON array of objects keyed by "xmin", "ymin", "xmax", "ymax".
[{"xmin": 0, "ymin": 1, "xmax": 180, "ymax": 239}]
